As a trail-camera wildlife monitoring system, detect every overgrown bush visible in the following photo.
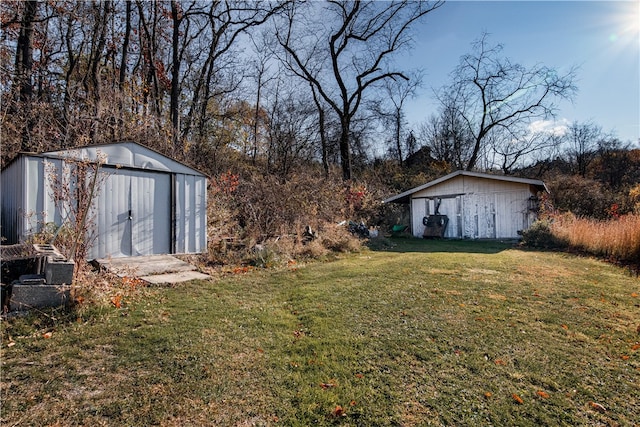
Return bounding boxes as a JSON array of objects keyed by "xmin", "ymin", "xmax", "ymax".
[
  {"xmin": 546, "ymin": 175, "xmax": 616, "ymax": 219},
  {"xmin": 206, "ymin": 169, "xmax": 370, "ymax": 266},
  {"xmin": 520, "ymin": 220, "xmax": 568, "ymax": 249}
]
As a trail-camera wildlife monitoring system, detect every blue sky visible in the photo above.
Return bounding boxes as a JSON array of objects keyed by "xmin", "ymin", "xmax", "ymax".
[{"xmin": 400, "ymin": 0, "xmax": 640, "ymax": 146}]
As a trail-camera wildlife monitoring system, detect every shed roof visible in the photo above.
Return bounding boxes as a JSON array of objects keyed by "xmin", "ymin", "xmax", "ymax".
[
  {"xmin": 9, "ymin": 141, "xmax": 205, "ymax": 177},
  {"xmin": 384, "ymin": 170, "xmax": 548, "ymax": 204}
]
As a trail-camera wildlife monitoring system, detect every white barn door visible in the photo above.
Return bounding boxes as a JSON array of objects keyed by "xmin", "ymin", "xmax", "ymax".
[
  {"xmin": 463, "ymin": 193, "xmax": 496, "ymax": 239},
  {"xmin": 90, "ymin": 169, "xmax": 171, "ymax": 258}
]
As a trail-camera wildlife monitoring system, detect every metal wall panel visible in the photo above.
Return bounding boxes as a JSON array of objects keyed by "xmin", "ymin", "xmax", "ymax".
[
  {"xmin": 1, "ymin": 157, "xmax": 24, "ymax": 243},
  {"xmin": 174, "ymin": 174, "xmax": 207, "ymax": 254},
  {"xmin": 89, "ymin": 168, "xmax": 171, "ymax": 259}
]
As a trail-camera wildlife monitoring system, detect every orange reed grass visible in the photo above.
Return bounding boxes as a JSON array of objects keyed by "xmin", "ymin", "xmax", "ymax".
[{"xmin": 550, "ymin": 213, "xmax": 640, "ymax": 269}]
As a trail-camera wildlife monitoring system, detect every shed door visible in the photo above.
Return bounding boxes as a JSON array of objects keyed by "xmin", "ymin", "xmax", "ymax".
[
  {"xmin": 91, "ymin": 169, "xmax": 171, "ymax": 258},
  {"xmin": 463, "ymin": 193, "xmax": 496, "ymax": 239}
]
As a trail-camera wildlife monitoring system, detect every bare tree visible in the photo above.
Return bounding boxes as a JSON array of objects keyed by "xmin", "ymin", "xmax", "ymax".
[
  {"xmin": 372, "ymin": 70, "xmax": 423, "ymax": 165},
  {"xmin": 436, "ymin": 33, "xmax": 577, "ymax": 171},
  {"xmin": 277, "ymin": 0, "xmax": 443, "ymax": 180},
  {"xmin": 181, "ymin": 1, "xmax": 287, "ymax": 152},
  {"xmin": 419, "ymin": 105, "xmax": 474, "ymax": 170},
  {"xmin": 562, "ymin": 120, "xmax": 602, "ymax": 177},
  {"xmin": 491, "ymin": 125, "xmax": 563, "ymax": 174}
]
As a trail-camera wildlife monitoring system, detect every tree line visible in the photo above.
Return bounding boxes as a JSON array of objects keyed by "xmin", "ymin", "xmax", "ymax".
[
  {"xmin": 1, "ymin": 0, "xmax": 446, "ymax": 179},
  {"xmin": 2, "ymin": 1, "xmax": 638, "ymax": 222}
]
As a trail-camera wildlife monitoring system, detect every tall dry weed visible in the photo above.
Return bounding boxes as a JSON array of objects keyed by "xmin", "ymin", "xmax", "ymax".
[{"xmin": 550, "ymin": 213, "xmax": 640, "ymax": 269}]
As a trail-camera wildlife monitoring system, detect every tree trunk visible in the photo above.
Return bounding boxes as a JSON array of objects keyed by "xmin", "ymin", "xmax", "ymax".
[
  {"xmin": 339, "ymin": 119, "xmax": 351, "ymax": 181},
  {"xmin": 15, "ymin": 0, "xmax": 38, "ymax": 151},
  {"xmin": 395, "ymin": 108, "xmax": 402, "ymax": 166},
  {"xmin": 15, "ymin": 0, "xmax": 37, "ymax": 103},
  {"xmin": 170, "ymin": 1, "xmax": 181, "ymax": 154}
]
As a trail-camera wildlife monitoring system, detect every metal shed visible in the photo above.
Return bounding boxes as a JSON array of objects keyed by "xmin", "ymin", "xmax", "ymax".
[
  {"xmin": 1, "ymin": 142, "xmax": 207, "ymax": 259},
  {"xmin": 384, "ymin": 171, "xmax": 548, "ymax": 239}
]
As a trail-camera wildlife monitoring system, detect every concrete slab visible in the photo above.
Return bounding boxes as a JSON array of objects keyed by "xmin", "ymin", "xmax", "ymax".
[
  {"xmin": 142, "ymin": 271, "xmax": 212, "ymax": 284},
  {"xmin": 96, "ymin": 255, "xmax": 211, "ymax": 284}
]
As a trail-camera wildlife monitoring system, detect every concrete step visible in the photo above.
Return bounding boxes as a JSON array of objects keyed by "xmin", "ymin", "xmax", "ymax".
[{"xmin": 96, "ymin": 255, "xmax": 210, "ymax": 284}]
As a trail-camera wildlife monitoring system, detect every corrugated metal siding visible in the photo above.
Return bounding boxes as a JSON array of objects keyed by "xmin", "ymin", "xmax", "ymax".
[
  {"xmin": 88, "ymin": 168, "xmax": 171, "ymax": 259},
  {"xmin": 1, "ymin": 157, "xmax": 25, "ymax": 243},
  {"xmin": 3, "ymin": 147, "xmax": 207, "ymax": 259},
  {"xmin": 131, "ymin": 169, "xmax": 171, "ymax": 256},
  {"xmin": 174, "ymin": 174, "xmax": 207, "ymax": 254},
  {"xmin": 91, "ymin": 168, "xmax": 127, "ymax": 258}
]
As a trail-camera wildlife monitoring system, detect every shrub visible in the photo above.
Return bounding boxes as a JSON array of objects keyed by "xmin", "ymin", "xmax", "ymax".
[
  {"xmin": 546, "ymin": 175, "xmax": 615, "ymax": 219},
  {"xmin": 520, "ymin": 220, "xmax": 567, "ymax": 249},
  {"xmin": 205, "ymin": 169, "xmax": 369, "ymax": 266}
]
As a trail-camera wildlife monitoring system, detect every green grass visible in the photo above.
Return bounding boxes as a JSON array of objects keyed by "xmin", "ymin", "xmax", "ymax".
[{"xmin": 2, "ymin": 239, "xmax": 639, "ymax": 426}]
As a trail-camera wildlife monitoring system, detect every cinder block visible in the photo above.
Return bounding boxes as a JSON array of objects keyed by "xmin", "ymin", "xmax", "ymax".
[
  {"xmin": 44, "ymin": 256, "xmax": 75, "ymax": 285},
  {"xmin": 9, "ymin": 283, "xmax": 71, "ymax": 311}
]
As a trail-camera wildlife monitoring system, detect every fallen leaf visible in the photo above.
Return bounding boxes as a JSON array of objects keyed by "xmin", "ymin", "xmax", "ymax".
[
  {"xmin": 330, "ymin": 405, "xmax": 345, "ymax": 418},
  {"xmin": 631, "ymin": 292, "xmax": 638, "ymax": 298},
  {"xmin": 349, "ymin": 400, "xmax": 357, "ymax": 406},
  {"xmin": 355, "ymin": 373, "xmax": 364, "ymax": 379},
  {"xmin": 111, "ymin": 294, "xmax": 122, "ymax": 308},
  {"xmin": 43, "ymin": 332, "xmax": 53, "ymax": 339},
  {"xmin": 484, "ymin": 392, "xmax": 492, "ymax": 398},
  {"xmin": 631, "ymin": 343, "xmax": 640, "ymax": 351},
  {"xmin": 536, "ymin": 390, "xmax": 550, "ymax": 399},
  {"xmin": 320, "ymin": 380, "xmax": 337, "ymax": 389},
  {"xmin": 494, "ymin": 359, "xmax": 506, "ymax": 365},
  {"xmin": 512, "ymin": 393, "xmax": 524, "ymax": 404},
  {"xmin": 561, "ymin": 324, "xmax": 569, "ymax": 330},
  {"xmin": 621, "ymin": 355, "xmax": 630, "ymax": 360},
  {"xmin": 589, "ymin": 401, "xmax": 606, "ymax": 413}
]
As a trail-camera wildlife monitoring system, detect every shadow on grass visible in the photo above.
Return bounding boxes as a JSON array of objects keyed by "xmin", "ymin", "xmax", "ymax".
[{"xmin": 367, "ymin": 236, "xmax": 515, "ymax": 254}]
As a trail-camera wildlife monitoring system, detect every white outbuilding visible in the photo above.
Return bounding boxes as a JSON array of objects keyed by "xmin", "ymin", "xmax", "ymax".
[
  {"xmin": 1, "ymin": 142, "xmax": 207, "ymax": 259},
  {"xmin": 384, "ymin": 170, "xmax": 547, "ymax": 239}
]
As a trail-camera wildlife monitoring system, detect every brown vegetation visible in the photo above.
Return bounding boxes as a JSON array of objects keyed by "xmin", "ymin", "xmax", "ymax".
[{"xmin": 549, "ymin": 213, "xmax": 640, "ymax": 271}]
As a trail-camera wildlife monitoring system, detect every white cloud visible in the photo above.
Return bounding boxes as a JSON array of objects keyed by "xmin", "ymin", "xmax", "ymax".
[{"xmin": 528, "ymin": 118, "xmax": 569, "ymax": 136}]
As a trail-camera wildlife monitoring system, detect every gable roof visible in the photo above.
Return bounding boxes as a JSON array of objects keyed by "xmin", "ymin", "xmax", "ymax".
[
  {"xmin": 13, "ymin": 141, "xmax": 206, "ymax": 177},
  {"xmin": 384, "ymin": 170, "xmax": 548, "ymax": 204}
]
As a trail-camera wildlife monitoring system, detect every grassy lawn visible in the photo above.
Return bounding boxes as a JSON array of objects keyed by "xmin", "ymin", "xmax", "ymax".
[{"xmin": 2, "ymin": 239, "xmax": 639, "ymax": 426}]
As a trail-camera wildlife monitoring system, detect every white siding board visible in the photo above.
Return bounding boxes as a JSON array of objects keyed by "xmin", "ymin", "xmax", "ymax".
[
  {"xmin": 439, "ymin": 197, "xmax": 461, "ymax": 238},
  {"xmin": 411, "ymin": 198, "xmax": 427, "ymax": 237}
]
